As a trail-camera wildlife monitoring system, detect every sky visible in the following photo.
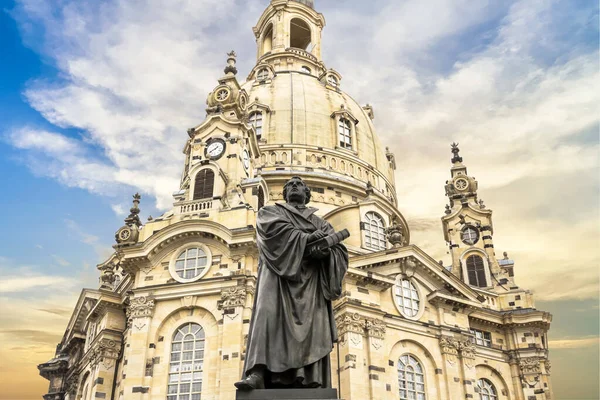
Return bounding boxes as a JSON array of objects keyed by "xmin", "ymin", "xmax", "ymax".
[{"xmin": 0, "ymin": 0, "xmax": 598, "ymax": 399}]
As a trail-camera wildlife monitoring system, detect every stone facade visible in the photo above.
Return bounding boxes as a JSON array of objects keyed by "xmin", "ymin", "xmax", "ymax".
[{"xmin": 38, "ymin": 1, "xmax": 553, "ymax": 400}]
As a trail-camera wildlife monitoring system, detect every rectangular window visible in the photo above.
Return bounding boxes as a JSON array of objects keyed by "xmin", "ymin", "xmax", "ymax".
[{"xmin": 470, "ymin": 329, "xmax": 492, "ymax": 347}]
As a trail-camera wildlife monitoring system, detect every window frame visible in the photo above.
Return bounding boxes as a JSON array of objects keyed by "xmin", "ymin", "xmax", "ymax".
[
  {"xmin": 192, "ymin": 168, "xmax": 215, "ymax": 201},
  {"xmin": 167, "ymin": 322, "xmax": 205, "ymax": 400},
  {"xmin": 338, "ymin": 117, "xmax": 353, "ymax": 150},
  {"xmin": 169, "ymin": 243, "xmax": 212, "ymax": 284},
  {"xmin": 249, "ymin": 111, "xmax": 264, "ymax": 140},
  {"xmin": 397, "ymin": 354, "xmax": 427, "ymax": 400},
  {"xmin": 363, "ymin": 211, "xmax": 387, "ymax": 251},
  {"xmin": 465, "ymin": 254, "xmax": 488, "ymax": 287},
  {"xmin": 393, "ymin": 277, "xmax": 423, "ymax": 320},
  {"xmin": 477, "ymin": 378, "xmax": 498, "ymax": 400},
  {"xmin": 461, "ymin": 225, "xmax": 480, "ymax": 245},
  {"xmin": 470, "ymin": 328, "xmax": 492, "ymax": 348}
]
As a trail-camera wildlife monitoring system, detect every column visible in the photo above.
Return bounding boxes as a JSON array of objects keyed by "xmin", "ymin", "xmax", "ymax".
[{"xmin": 438, "ymin": 337, "xmax": 464, "ymax": 400}]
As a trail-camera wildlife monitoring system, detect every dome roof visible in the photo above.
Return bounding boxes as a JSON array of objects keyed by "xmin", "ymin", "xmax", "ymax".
[{"xmin": 241, "ymin": 71, "xmax": 394, "ymax": 185}]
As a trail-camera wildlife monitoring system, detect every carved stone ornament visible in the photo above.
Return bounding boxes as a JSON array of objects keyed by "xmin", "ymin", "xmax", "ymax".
[
  {"xmin": 365, "ymin": 318, "xmax": 386, "ymax": 339},
  {"xmin": 65, "ymin": 373, "xmax": 80, "ymax": 395},
  {"xmin": 545, "ymin": 359, "xmax": 551, "ymax": 374},
  {"xmin": 89, "ymin": 339, "xmax": 121, "ymax": 369},
  {"xmin": 335, "ymin": 312, "xmax": 367, "ymax": 337},
  {"xmin": 218, "ymin": 287, "xmax": 247, "ymax": 310},
  {"xmin": 439, "ymin": 337, "xmax": 464, "ymax": 365},
  {"xmin": 386, "ymin": 217, "xmax": 405, "ymax": 248},
  {"xmin": 520, "ymin": 357, "xmax": 542, "ymax": 374},
  {"xmin": 126, "ymin": 296, "xmax": 155, "ymax": 323},
  {"xmin": 98, "ymin": 262, "xmax": 116, "ymax": 290}
]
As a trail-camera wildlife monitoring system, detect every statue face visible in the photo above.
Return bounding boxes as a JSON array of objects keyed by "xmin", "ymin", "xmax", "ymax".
[{"xmin": 284, "ymin": 178, "xmax": 307, "ymax": 204}]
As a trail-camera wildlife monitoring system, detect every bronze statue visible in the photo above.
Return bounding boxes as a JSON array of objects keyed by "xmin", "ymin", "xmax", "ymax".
[{"xmin": 235, "ymin": 176, "xmax": 349, "ymax": 391}]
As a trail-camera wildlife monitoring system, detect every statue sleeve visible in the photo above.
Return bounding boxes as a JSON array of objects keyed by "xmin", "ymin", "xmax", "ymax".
[
  {"xmin": 256, "ymin": 206, "xmax": 310, "ymax": 281},
  {"xmin": 319, "ymin": 222, "xmax": 349, "ymax": 301}
]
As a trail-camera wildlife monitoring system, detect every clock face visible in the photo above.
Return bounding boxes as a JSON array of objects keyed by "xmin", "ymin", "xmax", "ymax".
[
  {"xmin": 119, "ymin": 228, "xmax": 131, "ymax": 241},
  {"xmin": 215, "ymin": 88, "xmax": 230, "ymax": 101},
  {"xmin": 205, "ymin": 139, "xmax": 226, "ymax": 159},
  {"xmin": 240, "ymin": 95, "xmax": 247, "ymax": 110},
  {"xmin": 454, "ymin": 178, "xmax": 469, "ymax": 191},
  {"xmin": 242, "ymin": 149, "xmax": 250, "ymax": 170}
]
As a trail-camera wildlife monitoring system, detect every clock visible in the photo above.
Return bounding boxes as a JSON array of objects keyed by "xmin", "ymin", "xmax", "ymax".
[
  {"xmin": 115, "ymin": 226, "xmax": 138, "ymax": 244},
  {"xmin": 205, "ymin": 138, "xmax": 226, "ymax": 160},
  {"xmin": 239, "ymin": 94, "xmax": 247, "ymax": 110},
  {"xmin": 242, "ymin": 149, "xmax": 250, "ymax": 171},
  {"xmin": 215, "ymin": 88, "xmax": 230, "ymax": 102},
  {"xmin": 454, "ymin": 177, "xmax": 469, "ymax": 191}
]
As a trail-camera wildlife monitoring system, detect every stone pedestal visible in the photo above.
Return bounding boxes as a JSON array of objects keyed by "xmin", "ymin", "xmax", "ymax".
[{"xmin": 236, "ymin": 388, "xmax": 338, "ymax": 400}]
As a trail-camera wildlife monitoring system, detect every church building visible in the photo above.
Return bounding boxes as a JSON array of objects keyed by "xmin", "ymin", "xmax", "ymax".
[{"xmin": 38, "ymin": 1, "xmax": 553, "ymax": 399}]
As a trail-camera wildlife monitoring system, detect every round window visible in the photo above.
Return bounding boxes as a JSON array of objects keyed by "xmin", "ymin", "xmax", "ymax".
[
  {"xmin": 461, "ymin": 226, "xmax": 480, "ymax": 245},
  {"xmin": 394, "ymin": 278, "xmax": 420, "ymax": 318},
  {"xmin": 169, "ymin": 243, "xmax": 212, "ymax": 283}
]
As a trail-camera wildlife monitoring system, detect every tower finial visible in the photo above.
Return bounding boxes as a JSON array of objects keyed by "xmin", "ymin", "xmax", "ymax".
[
  {"xmin": 224, "ymin": 50, "xmax": 238, "ymax": 75},
  {"xmin": 124, "ymin": 193, "xmax": 142, "ymax": 227},
  {"xmin": 451, "ymin": 142, "xmax": 463, "ymax": 164}
]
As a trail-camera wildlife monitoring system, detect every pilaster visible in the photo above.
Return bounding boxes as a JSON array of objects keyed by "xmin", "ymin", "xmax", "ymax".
[
  {"xmin": 122, "ymin": 295, "xmax": 155, "ymax": 399},
  {"xmin": 217, "ymin": 284, "xmax": 249, "ymax": 399},
  {"xmin": 335, "ymin": 312, "xmax": 368, "ymax": 400}
]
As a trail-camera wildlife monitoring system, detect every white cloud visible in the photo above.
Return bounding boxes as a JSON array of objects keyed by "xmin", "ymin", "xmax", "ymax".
[
  {"xmin": 549, "ymin": 336, "xmax": 600, "ymax": 349},
  {"xmin": 7, "ymin": 0, "xmax": 599, "ymax": 302},
  {"xmin": 0, "ymin": 271, "xmax": 78, "ymax": 293},
  {"xmin": 51, "ymin": 255, "xmax": 70, "ymax": 267}
]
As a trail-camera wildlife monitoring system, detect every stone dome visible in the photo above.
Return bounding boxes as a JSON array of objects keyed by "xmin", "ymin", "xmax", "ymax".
[{"xmin": 241, "ymin": 72, "xmax": 392, "ymax": 183}]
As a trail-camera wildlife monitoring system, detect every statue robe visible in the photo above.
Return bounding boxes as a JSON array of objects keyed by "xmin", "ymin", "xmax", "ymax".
[{"xmin": 243, "ymin": 202, "xmax": 348, "ymax": 388}]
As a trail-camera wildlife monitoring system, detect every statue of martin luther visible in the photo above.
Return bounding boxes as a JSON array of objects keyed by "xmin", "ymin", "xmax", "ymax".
[{"xmin": 235, "ymin": 176, "xmax": 349, "ymax": 391}]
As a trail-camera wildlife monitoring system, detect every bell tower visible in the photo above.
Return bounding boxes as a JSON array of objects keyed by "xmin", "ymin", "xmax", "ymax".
[
  {"xmin": 251, "ymin": 0, "xmax": 326, "ymax": 76},
  {"xmin": 441, "ymin": 143, "xmax": 501, "ymax": 289}
]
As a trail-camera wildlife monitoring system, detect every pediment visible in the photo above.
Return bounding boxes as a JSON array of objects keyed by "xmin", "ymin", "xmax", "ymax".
[
  {"xmin": 61, "ymin": 289, "xmax": 101, "ymax": 350},
  {"xmin": 350, "ymin": 245, "xmax": 484, "ymax": 305}
]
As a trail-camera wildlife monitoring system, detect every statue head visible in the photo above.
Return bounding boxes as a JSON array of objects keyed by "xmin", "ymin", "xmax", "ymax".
[{"xmin": 283, "ymin": 176, "xmax": 312, "ymax": 205}]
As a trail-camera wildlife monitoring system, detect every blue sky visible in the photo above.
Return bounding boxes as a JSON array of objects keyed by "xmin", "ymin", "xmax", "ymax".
[{"xmin": 0, "ymin": 0, "xmax": 598, "ymax": 399}]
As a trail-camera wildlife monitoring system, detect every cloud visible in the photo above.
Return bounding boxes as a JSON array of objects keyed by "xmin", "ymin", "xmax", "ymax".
[
  {"xmin": 6, "ymin": 0, "xmax": 599, "ymax": 305},
  {"xmin": 64, "ymin": 218, "xmax": 112, "ymax": 260},
  {"xmin": 0, "ymin": 273, "xmax": 78, "ymax": 293},
  {"xmin": 549, "ymin": 336, "xmax": 600, "ymax": 349},
  {"xmin": 51, "ymin": 254, "xmax": 70, "ymax": 267}
]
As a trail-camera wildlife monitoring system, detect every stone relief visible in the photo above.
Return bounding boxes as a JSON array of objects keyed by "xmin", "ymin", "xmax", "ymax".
[
  {"xmin": 89, "ymin": 339, "xmax": 121, "ymax": 370},
  {"xmin": 218, "ymin": 286, "xmax": 247, "ymax": 310},
  {"xmin": 520, "ymin": 357, "xmax": 542, "ymax": 374},
  {"xmin": 126, "ymin": 296, "xmax": 155, "ymax": 324}
]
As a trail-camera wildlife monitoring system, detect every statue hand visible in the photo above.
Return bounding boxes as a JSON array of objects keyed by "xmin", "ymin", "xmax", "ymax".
[
  {"xmin": 309, "ymin": 247, "xmax": 330, "ymax": 260},
  {"xmin": 308, "ymin": 230, "xmax": 327, "ymax": 243}
]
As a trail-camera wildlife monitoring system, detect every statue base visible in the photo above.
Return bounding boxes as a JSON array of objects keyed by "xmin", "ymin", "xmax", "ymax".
[{"xmin": 235, "ymin": 388, "xmax": 338, "ymax": 400}]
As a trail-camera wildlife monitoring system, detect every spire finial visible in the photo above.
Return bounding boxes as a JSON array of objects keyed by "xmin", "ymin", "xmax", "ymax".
[
  {"xmin": 451, "ymin": 142, "xmax": 463, "ymax": 164},
  {"xmin": 224, "ymin": 50, "xmax": 238, "ymax": 75},
  {"xmin": 124, "ymin": 193, "xmax": 142, "ymax": 227}
]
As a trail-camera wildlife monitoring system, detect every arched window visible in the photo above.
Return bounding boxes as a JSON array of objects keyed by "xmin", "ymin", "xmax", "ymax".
[
  {"xmin": 477, "ymin": 378, "xmax": 498, "ymax": 400},
  {"xmin": 394, "ymin": 278, "xmax": 420, "ymax": 318},
  {"xmin": 193, "ymin": 169, "xmax": 214, "ymax": 200},
  {"xmin": 262, "ymin": 24, "xmax": 273, "ymax": 55},
  {"xmin": 466, "ymin": 255, "xmax": 487, "ymax": 287},
  {"xmin": 398, "ymin": 354, "xmax": 426, "ymax": 400},
  {"xmin": 249, "ymin": 112, "xmax": 263, "ymax": 139},
  {"xmin": 168, "ymin": 323, "xmax": 205, "ymax": 400},
  {"xmin": 301, "ymin": 66, "xmax": 311, "ymax": 74},
  {"xmin": 364, "ymin": 212, "xmax": 386, "ymax": 250},
  {"xmin": 338, "ymin": 118, "xmax": 352, "ymax": 149},
  {"xmin": 290, "ymin": 18, "xmax": 311, "ymax": 50}
]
